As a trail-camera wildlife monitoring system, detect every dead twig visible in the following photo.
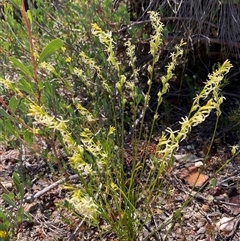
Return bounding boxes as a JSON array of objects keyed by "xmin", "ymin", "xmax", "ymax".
[{"xmin": 24, "ymin": 174, "xmax": 78, "ymax": 203}]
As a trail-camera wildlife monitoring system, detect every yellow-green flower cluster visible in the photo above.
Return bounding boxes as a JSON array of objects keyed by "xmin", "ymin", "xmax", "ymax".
[
  {"xmin": 69, "ymin": 144, "xmax": 91, "ymax": 173},
  {"xmin": 79, "ymin": 51, "xmax": 112, "ymax": 94},
  {"xmin": 80, "ymin": 52, "xmax": 102, "ymax": 76},
  {"xmin": 76, "ymin": 103, "xmax": 96, "ymax": 123},
  {"xmin": 68, "ymin": 190, "xmax": 99, "ymax": 222},
  {"xmin": 0, "ymin": 78, "xmax": 23, "ymax": 97},
  {"xmin": 28, "ymin": 103, "xmax": 68, "ymax": 131},
  {"xmin": 38, "ymin": 62, "xmax": 55, "ymax": 75},
  {"xmin": 124, "ymin": 40, "xmax": 137, "ymax": 70},
  {"xmin": 192, "ymin": 60, "xmax": 231, "ymax": 116},
  {"xmin": 157, "ymin": 60, "xmax": 232, "ymax": 159},
  {"xmin": 149, "ymin": 11, "xmax": 164, "ymax": 64},
  {"xmin": 80, "ymin": 128, "xmax": 107, "ymax": 166},
  {"xmin": 92, "ymin": 23, "xmax": 119, "ymax": 72},
  {"xmin": 158, "ymin": 40, "xmax": 185, "ymax": 103},
  {"xmin": 28, "ymin": 102, "xmax": 96, "ymax": 176}
]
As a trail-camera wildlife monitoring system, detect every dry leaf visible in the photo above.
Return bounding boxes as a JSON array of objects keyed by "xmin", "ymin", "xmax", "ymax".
[
  {"xmin": 202, "ymin": 204, "xmax": 210, "ymax": 212},
  {"xmin": 229, "ymin": 195, "xmax": 240, "ymax": 215},
  {"xmin": 181, "ymin": 166, "xmax": 209, "ymax": 188}
]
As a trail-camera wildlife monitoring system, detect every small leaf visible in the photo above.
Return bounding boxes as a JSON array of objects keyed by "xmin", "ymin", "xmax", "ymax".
[
  {"xmin": 38, "ymin": 38, "xmax": 63, "ymax": 63},
  {"xmin": 174, "ymin": 209, "xmax": 182, "ymax": 219},
  {"xmin": 229, "ymin": 195, "xmax": 240, "ymax": 215},
  {"xmin": 16, "ymin": 207, "xmax": 24, "ymax": 223},
  {"xmin": 136, "ymin": 94, "xmax": 142, "ymax": 104},
  {"xmin": 10, "ymin": 57, "xmax": 32, "ymax": 78},
  {"xmin": 13, "ymin": 172, "xmax": 21, "ymax": 190},
  {"xmin": 24, "ymin": 130, "xmax": 33, "ymax": 145},
  {"xmin": 26, "ymin": 10, "xmax": 32, "ymax": 24},
  {"xmin": 211, "ymin": 178, "xmax": 217, "ymax": 187},
  {"xmin": 18, "ymin": 183, "xmax": 25, "ymax": 200},
  {"xmin": 8, "ymin": 96, "xmax": 20, "ymax": 114}
]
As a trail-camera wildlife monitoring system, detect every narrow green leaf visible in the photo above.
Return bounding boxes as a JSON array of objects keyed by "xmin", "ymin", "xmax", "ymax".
[
  {"xmin": 38, "ymin": 39, "xmax": 63, "ymax": 63},
  {"xmin": 4, "ymin": 119, "xmax": 16, "ymax": 135},
  {"xmin": 2, "ymin": 194, "xmax": 17, "ymax": 208},
  {"xmin": 0, "ymin": 109, "xmax": 14, "ymax": 121},
  {"xmin": 12, "ymin": 173, "xmax": 25, "ymax": 200},
  {"xmin": 11, "ymin": 0, "xmax": 21, "ymax": 7},
  {"xmin": 18, "ymin": 79, "xmax": 34, "ymax": 95},
  {"xmin": 10, "ymin": 0, "xmax": 21, "ymax": 9},
  {"xmin": 45, "ymin": 80, "xmax": 56, "ymax": 97},
  {"xmin": 9, "ymin": 57, "xmax": 32, "ymax": 78}
]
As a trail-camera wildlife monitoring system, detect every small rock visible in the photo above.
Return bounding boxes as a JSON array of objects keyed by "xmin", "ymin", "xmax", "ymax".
[
  {"xmin": 197, "ymin": 221, "xmax": 206, "ymax": 229},
  {"xmin": 197, "ymin": 226, "xmax": 206, "ymax": 234},
  {"xmin": 216, "ymin": 217, "xmax": 235, "ymax": 233},
  {"xmin": 195, "ymin": 161, "xmax": 203, "ymax": 167}
]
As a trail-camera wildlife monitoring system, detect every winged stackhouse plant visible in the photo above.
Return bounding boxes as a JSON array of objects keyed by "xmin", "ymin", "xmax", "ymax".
[
  {"xmin": 25, "ymin": 12, "xmax": 231, "ymax": 240},
  {"xmin": 67, "ymin": 13, "xmax": 233, "ymax": 240}
]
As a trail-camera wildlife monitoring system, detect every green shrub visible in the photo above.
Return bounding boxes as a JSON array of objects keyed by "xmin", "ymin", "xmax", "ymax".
[{"xmin": 0, "ymin": 172, "xmax": 32, "ymax": 241}]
